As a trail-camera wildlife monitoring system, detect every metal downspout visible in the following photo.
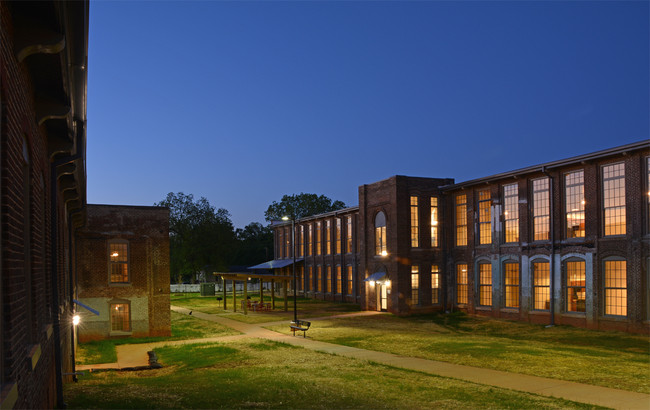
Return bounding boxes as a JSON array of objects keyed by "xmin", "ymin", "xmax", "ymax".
[
  {"xmin": 50, "ymin": 138, "xmax": 84, "ymax": 408},
  {"xmin": 67, "ymin": 206, "xmax": 85, "ymax": 382}
]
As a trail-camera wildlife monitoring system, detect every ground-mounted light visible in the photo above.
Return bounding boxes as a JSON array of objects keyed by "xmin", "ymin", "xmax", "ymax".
[{"xmin": 72, "ymin": 315, "xmax": 80, "ymax": 326}]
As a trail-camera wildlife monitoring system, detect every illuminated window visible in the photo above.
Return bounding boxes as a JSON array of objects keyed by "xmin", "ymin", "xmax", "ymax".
[
  {"xmin": 278, "ymin": 230, "xmax": 284, "ymax": 258},
  {"xmin": 566, "ymin": 261, "xmax": 586, "ymax": 312},
  {"xmin": 456, "ymin": 264, "xmax": 468, "ymax": 304},
  {"xmin": 109, "ymin": 242, "xmax": 129, "ymax": 283},
  {"xmin": 326, "ymin": 266, "xmax": 332, "ymax": 293},
  {"xmin": 326, "ymin": 220, "xmax": 331, "ymax": 255},
  {"xmin": 346, "ymin": 216, "xmax": 353, "ymax": 253},
  {"xmin": 110, "ymin": 303, "xmax": 131, "ymax": 332},
  {"xmin": 285, "ymin": 227, "xmax": 290, "ymax": 257},
  {"xmin": 298, "ymin": 266, "xmax": 304, "ymax": 291},
  {"xmin": 532, "ymin": 178, "xmax": 550, "ymax": 241},
  {"xmin": 565, "ymin": 171, "xmax": 585, "ymax": 238},
  {"xmin": 316, "ymin": 266, "xmax": 322, "ymax": 292},
  {"xmin": 604, "ymin": 260, "xmax": 626, "ymax": 316},
  {"xmin": 456, "ymin": 195, "xmax": 467, "ymax": 247},
  {"xmin": 346, "ymin": 265, "xmax": 353, "ymax": 296},
  {"xmin": 478, "ymin": 190, "xmax": 491, "ymax": 245},
  {"xmin": 532, "ymin": 262, "xmax": 550, "ymax": 310},
  {"xmin": 307, "ymin": 224, "xmax": 312, "ymax": 256},
  {"xmin": 336, "ymin": 218, "xmax": 342, "ymax": 254},
  {"xmin": 336, "ymin": 266, "xmax": 342, "ymax": 294},
  {"xmin": 478, "ymin": 263, "xmax": 492, "ymax": 306},
  {"xmin": 375, "ymin": 211, "xmax": 387, "ymax": 255},
  {"xmin": 503, "ymin": 184, "xmax": 519, "ymax": 243},
  {"xmin": 411, "ymin": 266, "xmax": 419, "ymax": 305},
  {"xmin": 504, "ymin": 263, "xmax": 520, "ymax": 308},
  {"xmin": 603, "ymin": 163, "xmax": 626, "ymax": 236},
  {"xmin": 316, "ymin": 222, "xmax": 322, "ymax": 256},
  {"xmin": 431, "ymin": 266, "xmax": 440, "ymax": 304},
  {"xmin": 430, "ymin": 197, "xmax": 439, "ymax": 247},
  {"xmin": 410, "ymin": 196, "xmax": 419, "ymax": 247},
  {"xmin": 298, "ymin": 226, "xmax": 304, "ymax": 257}
]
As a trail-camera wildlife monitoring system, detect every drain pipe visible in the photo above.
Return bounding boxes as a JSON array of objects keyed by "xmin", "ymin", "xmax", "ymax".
[
  {"xmin": 50, "ymin": 136, "xmax": 84, "ymax": 408},
  {"xmin": 542, "ymin": 166, "xmax": 555, "ymax": 327},
  {"xmin": 68, "ymin": 206, "xmax": 85, "ymax": 382}
]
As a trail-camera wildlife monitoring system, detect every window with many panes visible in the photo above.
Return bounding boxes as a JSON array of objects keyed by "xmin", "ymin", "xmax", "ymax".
[
  {"xmin": 326, "ymin": 266, "xmax": 332, "ymax": 293},
  {"xmin": 336, "ymin": 266, "xmax": 342, "ymax": 294},
  {"xmin": 532, "ymin": 178, "xmax": 550, "ymax": 241},
  {"xmin": 430, "ymin": 197, "xmax": 439, "ymax": 247},
  {"xmin": 503, "ymin": 184, "xmax": 519, "ymax": 243},
  {"xmin": 306, "ymin": 266, "xmax": 312, "ymax": 291},
  {"xmin": 336, "ymin": 218, "xmax": 342, "ymax": 254},
  {"xmin": 602, "ymin": 163, "xmax": 626, "ymax": 236},
  {"xmin": 566, "ymin": 260, "xmax": 586, "ymax": 312},
  {"xmin": 316, "ymin": 266, "xmax": 322, "ymax": 292},
  {"xmin": 410, "ymin": 196, "xmax": 419, "ymax": 247},
  {"xmin": 478, "ymin": 190, "xmax": 491, "ymax": 245},
  {"xmin": 278, "ymin": 230, "xmax": 284, "ymax": 258},
  {"xmin": 456, "ymin": 195, "xmax": 467, "ymax": 246},
  {"xmin": 299, "ymin": 266, "xmax": 304, "ymax": 291},
  {"xmin": 457, "ymin": 264, "xmax": 468, "ymax": 304},
  {"xmin": 532, "ymin": 261, "xmax": 550, "ymax": 310},
  {"xmin": 307, "ymin": 224, "xmax": 313, "ymax": 256},
  {"xmin": 109, "ymin": 242, "xmax": 129, "ymax": 283},
  {"xmin": 411, "ymin": 266, "xmax": 419, "ymax": 305},
  {"xmin": 110, "ymin": 302, "xmax": 131, "ymax": 331},
  {"xmin": 346, "ymin": 216, "xmax": 353, "ymax": 253},
  {"xmin": 431, "ymin": 266, "xmax": 440, "ymax": 304},
  {"xmin": 298, "ymin": 226, "xmax": 304, "ymax": 257},
  {"xmin": 478, "ymin": 263, "xmax": 492, "ymax": 306},
  {"xmin": 504, "ymin": 263, "xmax": 519, "ymax": 308},
  {"xmin": 326, "ymin": 220, "xmax": 331, "ymax": 254},
  {"xmin": 565, "ymin": 171, "xmax": 585, "ymax": 238},
  {"xmin": 285, "ymin": 227, "xmax": 290, "ymax": 257},
  {"xmin": 604, "ymin": 260, "xmax": 627, "ymax": 316},
  {"xmin": 375, "ymin": 211, "xmax": 387, "ymax": 255},
  {"xmin": 347, "ymin": 266, "xmax": 353, "ymax": 296},
  {"xmin": 316, "ymin": 222, "xmax": 322, "ymax": 255}
]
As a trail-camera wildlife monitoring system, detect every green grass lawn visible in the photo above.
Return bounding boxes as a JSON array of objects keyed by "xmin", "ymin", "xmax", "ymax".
[
  {"xmin": 171, "ymin": 292, "xmax": 360, "ymax": 324},
  {"xmin": 267, "ymin": 311, "xmax": 650, "ymax": 394},
  {"xmin": 65, "ymin": 339, "xmax": 599, "ymax": 409},
  {"xmin": 76, "ymin": 311, "xmax": 240, "ymax": 364}
]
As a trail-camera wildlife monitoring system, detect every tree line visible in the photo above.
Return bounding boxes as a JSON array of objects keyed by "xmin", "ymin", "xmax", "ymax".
[{"xmin": 155, "ymin": 192, "xmax": 345, "ymax": 283}]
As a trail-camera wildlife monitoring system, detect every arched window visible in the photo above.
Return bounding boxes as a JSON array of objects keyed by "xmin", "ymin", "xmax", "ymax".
[{"xmin": 375, "ymin": 211, "xmax": 387, "ymax": 256}]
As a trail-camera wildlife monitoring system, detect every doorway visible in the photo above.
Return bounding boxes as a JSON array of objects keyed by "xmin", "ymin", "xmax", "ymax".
[{"xmin": 377, "ymin": 283, "xmax": 388, "ymax": 311}]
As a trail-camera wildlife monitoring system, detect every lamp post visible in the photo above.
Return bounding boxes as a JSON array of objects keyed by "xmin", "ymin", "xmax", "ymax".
[{"xmin": 282, "ymin": 215, "xmax": 298, "ymax": 323}]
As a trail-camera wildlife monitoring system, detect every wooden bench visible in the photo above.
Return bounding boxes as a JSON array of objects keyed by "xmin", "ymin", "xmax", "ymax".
[{"xmin": 290, "ymin": 320, "xmax": 311, "ymax": 338}]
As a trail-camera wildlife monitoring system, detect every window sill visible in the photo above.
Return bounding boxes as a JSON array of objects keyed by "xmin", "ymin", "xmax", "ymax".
[
  {"xmin": 528, "ymin": 310, "xmax": 550, "ymax": 315},
  {"xmin": 599, "ymin": 315, "xmax": 628, "ymax": 322},
  {"xmin": 500, "ymin": 308, "xmax": 520, "ymax": 313},
  {"xmin": 109, "ymin": 282, "xmax": 132, "ymax": 287},
  {"xmin": 110, "ymin": 331, "xmax": 132, "ymax": 337},
  {"xmin": 561, "ymin": 312, "xmax": 586, "ymax": 317},
  {"xmin": 476, "ymin": 306, "xmax": 492, "ymax": 311},
  {"xmin": 0, "ymin": 383, "xmax": 18, "ymax": 410},
  {"xmin": 28, "ymin": 344, "xmax": 42, "ymax": 370}
]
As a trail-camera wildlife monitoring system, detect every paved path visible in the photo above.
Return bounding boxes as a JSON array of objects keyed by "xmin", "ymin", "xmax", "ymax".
[{"xmin": 79, "ymin": 306, "xmax": 650, "ymax": 410}]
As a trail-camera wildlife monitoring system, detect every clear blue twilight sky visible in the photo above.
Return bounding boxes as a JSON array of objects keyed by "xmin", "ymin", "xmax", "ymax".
[{"xmin": 87, "ymin": 1, "xmax": 649, "ymax": 229}]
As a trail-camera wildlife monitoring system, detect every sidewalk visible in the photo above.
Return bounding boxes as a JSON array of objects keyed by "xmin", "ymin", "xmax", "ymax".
[{"xmin": 80, "ymin": 306, "xmax": 650, "ymax": 410}]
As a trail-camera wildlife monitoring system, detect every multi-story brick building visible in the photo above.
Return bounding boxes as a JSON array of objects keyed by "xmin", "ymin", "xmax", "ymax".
[
  {"xmin": 1, "ymin": 2, "xmax": 170, "ymax": 408},
  {"xmin": 273, "ymin": 141, "xmax": 649, "ymax": 333},
  {"xmin": 75, "ymin": 205, "xmax": 171, "ymax": 342}
]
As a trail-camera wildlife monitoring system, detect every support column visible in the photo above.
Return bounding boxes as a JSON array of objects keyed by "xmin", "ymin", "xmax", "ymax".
[
  {"xmin": 243, "ymin": 278, "xmax": 248, "ymax": 315},
  {"xmin": 260, "ymin": 279, "xmax": 264, "ymax": 302},
  {"xmin": 223, "ymin": 278, "xmax": 227, "ymax": 310},
  {"xmin": 283, "ymin": 280, "xmax": 288, "ymax": 312},
  {"xmin": 271, "ymin": 279, "xmax": 276, "ymax": 309},
  {"xmin": 233, "ymin": 280, "xmax": 237, "ymax": 312}
]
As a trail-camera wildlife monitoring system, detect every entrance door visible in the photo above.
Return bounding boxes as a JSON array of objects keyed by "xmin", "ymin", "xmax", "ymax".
[{"xmin": 379, "ymin": 284, "xmax": 388, "ymax": 311}]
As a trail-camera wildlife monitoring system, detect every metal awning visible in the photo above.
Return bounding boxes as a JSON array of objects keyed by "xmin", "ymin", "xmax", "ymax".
[
  {"xmin": 248, "ymin": 258, "xmax": 304, "ymax": 270},
  {"xmin": 364, "ymin": 271, "xmax": 387, "ymax": 283}
]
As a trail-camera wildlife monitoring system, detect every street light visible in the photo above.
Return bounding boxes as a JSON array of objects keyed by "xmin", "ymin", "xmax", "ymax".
[{"xmin": 282, "ymin": 215, "xmax": 298, "ymax": 323}]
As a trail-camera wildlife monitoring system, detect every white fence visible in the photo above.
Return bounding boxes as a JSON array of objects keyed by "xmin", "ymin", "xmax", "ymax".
[{"xmin": 171, "ymin": 283, "xmax": 271, "ymax": 293}]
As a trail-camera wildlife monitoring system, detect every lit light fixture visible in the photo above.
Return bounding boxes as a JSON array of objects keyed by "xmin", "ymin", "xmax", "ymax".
[
  {"xmin": 581, "ymin": 200, "xmax": 586, "ymax": 205},
  {"xmin": 385, "ymin": 280, "xmax": 391, "ymax": 287},
  {"xmin": 281, "ymin": 216, "xmax": 289, "ymax": 221},
  {"xmin": 368, "ymin": 280, "xmax": 375, "ymax": 286},
  {"xmin": 432, "ymin": 221, "xmax": 438, "ymax": 226},
  {"xmin": 504, "ymin": 211, "xmax": 508, "ymax": 216},
  {"xmin": 72, "ymin": 315, "xmax": 80, "ymax": 326},
  {"xmin": 111, "ymin": 252, "xmax": 119, "ymax": 257},
  {"xmin": 381, "ymin": 250, "xmax": 387, "ymax": 256}
]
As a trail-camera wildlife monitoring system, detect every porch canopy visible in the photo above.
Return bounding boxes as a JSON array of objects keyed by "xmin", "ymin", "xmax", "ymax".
[
  {"xmin": 214, "ymin": 272, "xmax": 294, "ymax": 314},
  {"xmin": 364, "ymin": 271, "xmax": 388, "ymax": 284},
  {"xmin": 247, "ymin": 258, "xmax": 304, "ymax": 270}
]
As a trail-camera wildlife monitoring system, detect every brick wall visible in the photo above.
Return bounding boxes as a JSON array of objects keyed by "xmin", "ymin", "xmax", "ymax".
[{"xmin": 75, "ymin": 205, "xmax": 171, "ymax": 342}]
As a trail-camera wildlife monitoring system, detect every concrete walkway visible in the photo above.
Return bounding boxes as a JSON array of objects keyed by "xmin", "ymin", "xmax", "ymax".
[{"xmin": 79, "ymin": 306, "xmax": 650, "ymax": 410}]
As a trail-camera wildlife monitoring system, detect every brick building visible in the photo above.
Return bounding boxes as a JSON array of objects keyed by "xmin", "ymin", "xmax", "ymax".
[
  {"xmin": 75, "ymin": 205, "xmax": 171, "ymax": 342},
  {"xmin": 273, "ymin": 141, "xmax": 649, "ymax": 333},
  {"xmin": 1, "ymin": 2, "xmax": 170, "ymax": 408}
]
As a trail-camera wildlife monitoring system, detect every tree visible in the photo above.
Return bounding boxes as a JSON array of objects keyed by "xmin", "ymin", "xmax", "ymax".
[
  {"xmin": 232, "ymin": 222, "xmax": 273, "ymax": 265},
  {"xmin": 156, "ymin": 192, "xmax": 236, "ymax": 283},
  {"xmin": 264, "ymin": 193, "xmax": 346, "ymax": 222}
]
